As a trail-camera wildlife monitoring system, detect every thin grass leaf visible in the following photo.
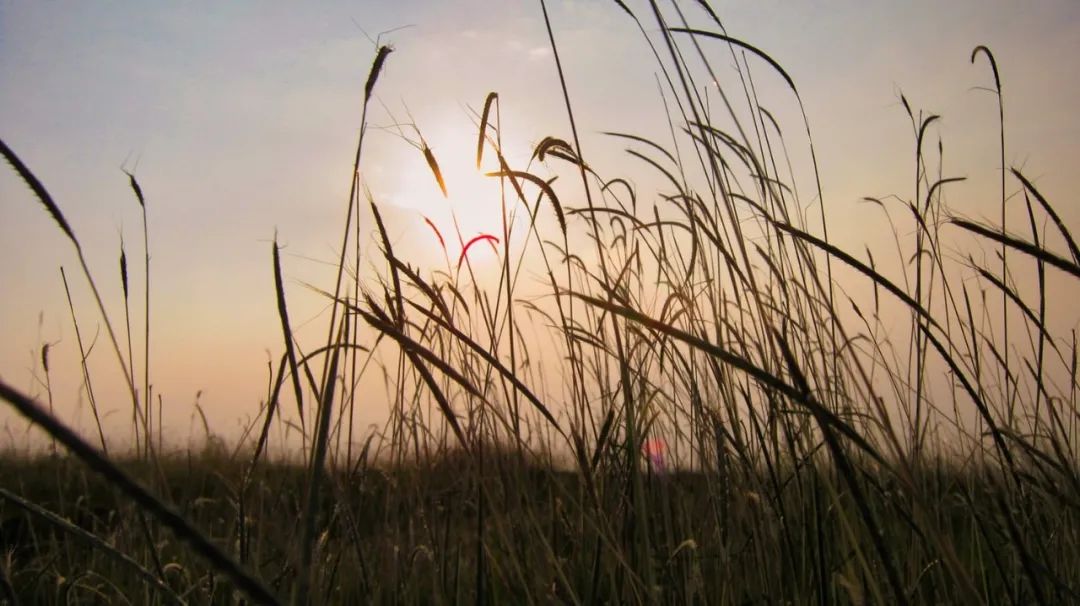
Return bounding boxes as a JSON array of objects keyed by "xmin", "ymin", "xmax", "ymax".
[
  {"xmin": 250, "ymin": 341, "xmax": 369, "ymax": 472},
  {"xmin": 356, "ymin": 296, "xmax": 470, "ymax": 448},
  {"xmin": 668, "ymin": 28, "xmax": 796, "ymax": 93},
  {"xmin": 123, "ymin": 169, "xmax": 146, "ymax": 208},
  {"xmin": 457, "ymin": 233, "xmax": 499, "ymax": 270},
  {"xmin": 389, "ymin": 257, "xmax": 454, "ymax": 321},
  {"xmin": 296, "ymin": 318, "xmax": 345, "ymax": 606},
  {"xmin": 0, "ymin": 138, "xmax": 76, "ymax": 243},
  {"xmin": 951, "ymin": 218, "xmax": 1080, "ymax": 280},
  {"xmin": 486, "ymin": 169, "xmax": 567, "ymax": 234},
  {"xmin": 924, "ymin": 176, "xmax": 966, "ymax": 212},
  {"xmin": 0, "ymin": 379, "xmax": 281, "ymax": 606},
  {"xmin": 971, "ymin": 262, "xmax": 1056, "ymax": 346},
  {"xmin": 476, "ymin": 92, "xmax": 498, "ymax": 168},
  {"xmin": 773, "ymin": 331, "xmax": 909, "ymax": 606},
  {"xmin": 691, "ymin": 0, "xmax": 723, "ymax": 26},
  {"xmin": 423, "ymin": 215, "xmax": 447, "ymax": 252},
  {"xmin": 533, "ymin": 136, "xmax": 584, "ymax": 167},
  {"xmin": 423, "ymin": 143, "xmax": 448, "ymax": 197},
  {"xmin": 571, "ymin": 291, "xmax": 888, "ymax": 467},
  {"xmin": 971, "ymin": 46, "xmax": 1002, "ymax": 93},
  {"xmin": 602, "ymin": 131, "xmax": 678, "ymax": 165},
  {"xmin": 1012, "ymin": 168, "xmax": 1080, "ymax": 264},
  {"xmin": 403, "ymin": 298, "xmax": 565, "ymax": 437},
  {"xmin": 364, "ymin": 45, "xmax": 393, "ymax": 102},
  {"xmin": 273, "ymin": 237, "xmax": 305, "ymax": 433},
  {"xmin": 769, "ymin": 220, "xmax": 940, "ymax": 328},
  {"xmin": 370, "ymin": 201, "xmax": 405, "ymax": 325},
  {"xmin": 119, "ymin": 241, "xmax": 129, "ymax": 301},
  {"xmin": 611, "ymin": 0, "xmax": 633, "ymax": 18},
  {"xmin": 0, "ymin": 488, "xmax": 186, "ymax": 606}
]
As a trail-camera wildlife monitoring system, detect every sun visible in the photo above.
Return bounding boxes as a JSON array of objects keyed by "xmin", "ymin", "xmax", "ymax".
[{"xmin": 383, "ymin": 120, "xmax": 533, "ymax": 270}]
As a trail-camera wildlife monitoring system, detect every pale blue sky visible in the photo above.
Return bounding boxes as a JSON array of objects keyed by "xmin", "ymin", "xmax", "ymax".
[{"xmin": 2, "ymin": 1, "xmax": 1078, "ymax": 447}]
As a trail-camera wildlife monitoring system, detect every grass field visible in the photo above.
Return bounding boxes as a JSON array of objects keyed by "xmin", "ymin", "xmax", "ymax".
[{"xmin": 2, "ymin": 2, "xmax": 1079, "ymax": 604}]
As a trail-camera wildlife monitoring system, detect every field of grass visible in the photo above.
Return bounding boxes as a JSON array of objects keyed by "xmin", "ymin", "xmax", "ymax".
[{"xmin": 2, "ymin": 2, "xmax": 1080, "ymax": 604}]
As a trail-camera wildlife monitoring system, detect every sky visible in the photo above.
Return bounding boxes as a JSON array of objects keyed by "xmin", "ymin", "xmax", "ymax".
[{"xmin": 2, "ymin": 0, "xmax": 1079, "ymax": 451}]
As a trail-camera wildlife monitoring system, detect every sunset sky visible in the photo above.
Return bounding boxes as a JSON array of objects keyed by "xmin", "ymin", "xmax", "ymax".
[{"xmin": 2, "ymin": 0, "xmax": 1078, "ymax": 449}]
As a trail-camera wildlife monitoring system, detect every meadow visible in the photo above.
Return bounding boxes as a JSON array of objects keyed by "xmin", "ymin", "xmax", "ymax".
[{"xmin": 2, "ymin": 2, "xmax": 1080, "ymax": 604}]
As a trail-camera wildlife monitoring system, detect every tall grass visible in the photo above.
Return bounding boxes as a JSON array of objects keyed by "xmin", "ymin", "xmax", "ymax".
[{"xmin": 2, "ymin": 2, "xmax": 1079, "ymax": 604}]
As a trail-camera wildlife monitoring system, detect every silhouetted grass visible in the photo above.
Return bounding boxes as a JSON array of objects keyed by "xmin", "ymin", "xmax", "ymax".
[{"xmin": 2, "ymin": 2, "xmax": 1079, "ymax": 604}]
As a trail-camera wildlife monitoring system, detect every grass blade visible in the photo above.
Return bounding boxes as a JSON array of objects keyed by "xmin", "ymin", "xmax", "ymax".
[{"xmin": 0, "ymin": 379, "xmax": 280, "ymax": 606}]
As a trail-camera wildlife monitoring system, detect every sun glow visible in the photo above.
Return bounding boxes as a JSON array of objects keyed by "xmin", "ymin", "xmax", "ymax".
[{"xmin": 382, "ymin": 120, "xmax": 534, "ymax": 271}]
